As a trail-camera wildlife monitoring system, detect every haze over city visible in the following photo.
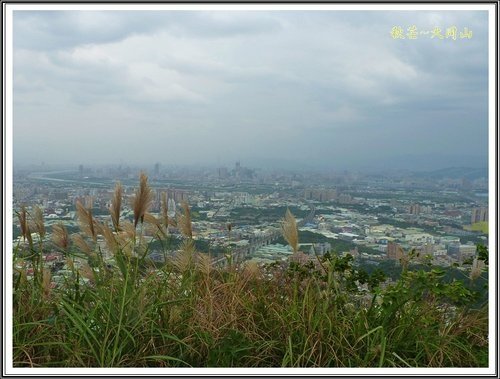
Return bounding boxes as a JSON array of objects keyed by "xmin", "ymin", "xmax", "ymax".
[{"xmin": 13, "ymin": 9, "xmax": 489, "ymax": 170}]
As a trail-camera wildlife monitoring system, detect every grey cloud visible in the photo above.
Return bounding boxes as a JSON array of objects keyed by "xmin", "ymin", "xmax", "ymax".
[
  {"xmin": 13, "ymin": 10, "xmax": 282, "ymax": 51},
  {"xmin": 170, "ymin": 11, "xmax": 283, "ymax": 38},
  {"xmin": 14, "ymin": 11, "xmax": 175, "ymax": 50},
  {"xmin": 12, "ymin": 9, "xmax": 490, "ymax": 170}
]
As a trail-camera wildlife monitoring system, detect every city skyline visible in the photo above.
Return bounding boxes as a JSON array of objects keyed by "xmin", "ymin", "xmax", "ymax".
[{"xmin": 12, "ymin": 7, "xmax": 490, "ymax": 170}]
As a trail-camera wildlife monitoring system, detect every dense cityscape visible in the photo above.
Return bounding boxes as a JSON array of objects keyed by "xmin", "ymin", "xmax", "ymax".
[{"xmin": 13, "ymin": 162, "xmax": 489, "ymax": 285}]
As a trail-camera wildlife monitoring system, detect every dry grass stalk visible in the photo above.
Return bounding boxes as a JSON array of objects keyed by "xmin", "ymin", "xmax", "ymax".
[
  {"xmin": 33, "ymin": 206, "xmax": 46, "ymax": 239},
  {"xmin": 18, "ymin": 206, "xmax": 28, "ymax": 238},
  {"xmin": 17, "ymin": 205, "xmax": 32, "ymax": 245},
  {"xmin": 282, "ymin": 208, "xmax": 299, "ymax": 253},
  {"xmin": 132, "ymin": 172, "xmax": 154, "ymax": 228},
  {"xmin": 177, "ymin": 201, "xmax": 193, "ymax": 239},
  {"xmin": 109, "ymin": 182, "xmax": 123, "ymax": 232},
  {"xmin": 196, "ymin": 252, "xmax": 213, "ymax": 276},
  {"xmin": 76, "ymin": 200, "xmax": 97, "ymax": 241},
  {"xmin": 241, "ymin": 261, "xmax": 261, "ymax": 281},
  {"xmin": 42, "ymin": 268, "xmax": 51, "ymax": 298},
  {"xmin": 196, "ymin": 280, "xmax": 247, "ymax": 333},
  {"xmin": 52, "ymin": 223, "xmax": 69, "ymax": 250},
  {"xmin": 161, "ymin": 192, "xmax": 169, "ymax": 230},
  {"xmin": 174, "ymin": 239, "xmax": 196, "ymax": 272}
]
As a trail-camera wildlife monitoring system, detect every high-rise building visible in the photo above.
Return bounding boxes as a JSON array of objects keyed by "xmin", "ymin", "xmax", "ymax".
[
  {"xmin": 304, "ymin": 188, "xmax": 337, "ymax": 202},
  {"xmin": 167, "ymin": 189, "xmax": 188, "ymax": 203},
  {"xmin": 416, "ymin": 243, "xmax": 435, "ymax": 259},
  {"xmin": 409, "ymin": 204, "xmax": 421, "ymax": 215},
  {"xmin": 151, "ymin": 188, "xmax": 164, "ymax": 212},
  {"xmin": 338, "ymin": 193, "xmax": 352, "ymax": 204},
  {"xmin": 217, "ymin": 167, "xmax": 228, "ymax": 179},
  {"xmin": 459, "ymin": 244, "xmax": 477, "ymax": 261},
  {"xmin": 387, "ymin": 241, "xmax": 402, "ymax": 260},
  {"xmin": 167, "ymin": 198, "xmax": 176, "ymax": 217},
  {"xmin": 471, "ymin": 207, "xmax": 488, "ymax": 223}
]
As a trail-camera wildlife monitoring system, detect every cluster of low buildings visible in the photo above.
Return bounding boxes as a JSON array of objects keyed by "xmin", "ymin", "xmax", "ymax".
[{"xmin": 12, "ymin": 165, "xmax": 489, "ymax": 283}]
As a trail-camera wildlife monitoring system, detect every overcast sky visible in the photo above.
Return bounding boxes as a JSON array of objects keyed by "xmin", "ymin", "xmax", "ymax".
[{"xmin": 12, "ymin": 9, "xmax": 490, "ymax": 171}]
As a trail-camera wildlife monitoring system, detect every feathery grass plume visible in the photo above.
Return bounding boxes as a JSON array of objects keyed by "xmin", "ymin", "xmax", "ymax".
[
  {"xmin": 115, "ymin": 221, "xmax": 136, "ymax": 256},
  {"xmin": 173, "ymin": 239, "xmax": 196, "ymax": 272},
  {"xmin": 144, "ymin": 212, "xmax": 161, "ymax": 226},
  {"xmin": 161, "ymin": 192, "xmax": 169, "ymax": 232},
  {"xmin": 144, "ymin": 212, "xmax": 165, "ymax": 237},
  {"xmin": 132, "ymin": 172, "xmax": 154, "ymax": 228},
  {"xmin": 119, "ymin": 220, "xmax": 136, "ymax": 241},
  {"xmin": 33, "ymin": 206, "xmax": 45, "ymax": 239},
  {"xmin": 66, "ymin": 258, "xmax": 75, "ymax": 272},
  {"xmin": 101, "ymin": 223, "xmax": 118, "ymax": 254},
  {"xmin": 196, "ymin": 252, "xmax": 213, "ymax": 276},
  {"xmin": 109, "ymin": 182, "xmax": 123, "ymax": 232},
  {"xmin": 17, "ymin": 205, "xmax": 27, "ymax": 239},
  {"xmin": 71, "ymin": 233, "xmax": 92, "ymax": 255},
  {"xmin": 94, "ymin": 220, "xmax": 104, "ymax": 237},
  {"xmin": 121, "ymin": 220, "xmax": 136, "ymax": 238},
  {"xmin": 177, "ymin": 200, "xmax": 193, "ymax": 239},
  {"xmin": 470, "ymin": 257, "xmax": 486, "ymax": 281},
  {"xmin": 76, "ymin": 199, "xmax": 97, "ymax": 242},
  {"xmin": 17, "ymin": 205, "xmax": 32, "ymax": 246},
  {"xmin": 52, "ymin": 223, "xmax": 69, "ymax": 250},
  {"xmin": 168, "ymin": 217, "xmax": 177, "ymax": 228},
  {"xmin": 78, "ymin": 263, "xmax": 95, "ymax": 283},
  {"xmin": 281, "ymin": 208, "xmax": 299, "ymax": 254},
  {"xmin": 134, "ymin": 235, "xmax": 148, "ymax": 257}
]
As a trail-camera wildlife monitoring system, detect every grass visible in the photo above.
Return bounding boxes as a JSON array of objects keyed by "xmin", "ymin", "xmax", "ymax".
[
  {"xmin": 464, "ymin": 221, "xmax": 489, "ymax": 234},
  {"xmin": 12, "ymin": 174, "xmax": 489, "ymax": 368}
]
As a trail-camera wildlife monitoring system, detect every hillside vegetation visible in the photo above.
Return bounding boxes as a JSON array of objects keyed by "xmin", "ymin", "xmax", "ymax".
[{"xmin": 13, "ymin": 174, "xmax": 488, "ymax": 367}]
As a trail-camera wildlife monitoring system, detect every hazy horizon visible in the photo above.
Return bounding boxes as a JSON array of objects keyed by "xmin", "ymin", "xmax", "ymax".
[{"xmin": 13, "ymin": 8, "xmax": 490, "ymax": 171}]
